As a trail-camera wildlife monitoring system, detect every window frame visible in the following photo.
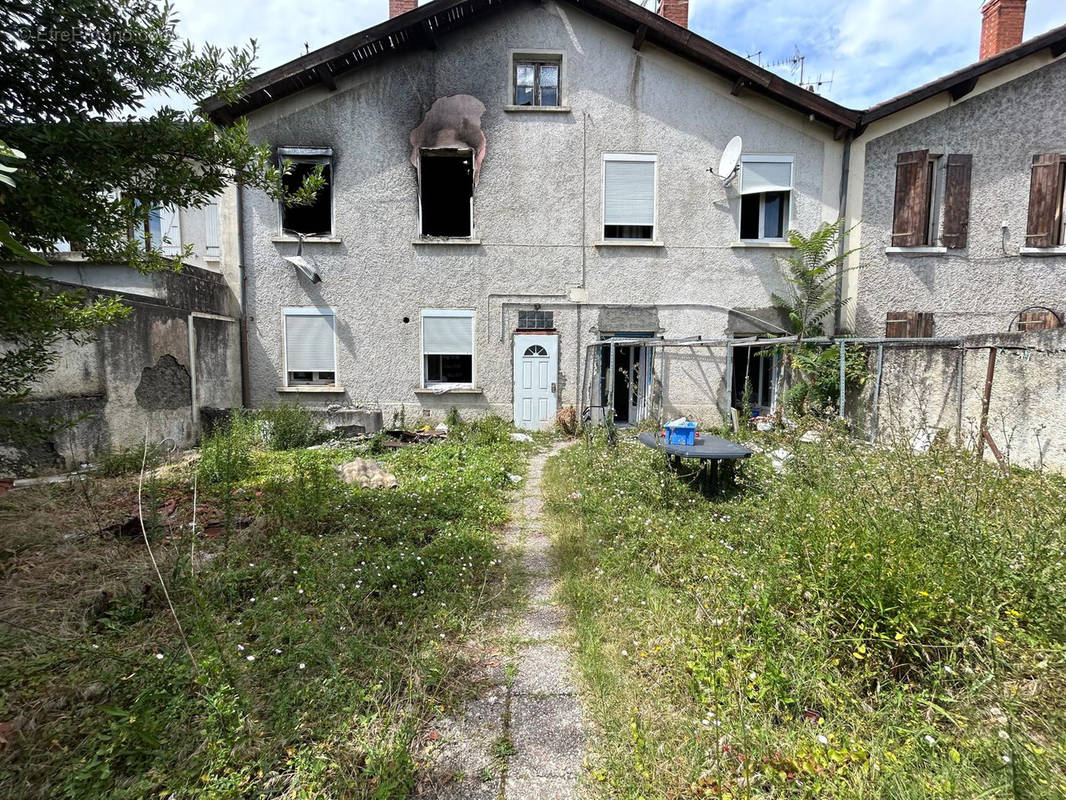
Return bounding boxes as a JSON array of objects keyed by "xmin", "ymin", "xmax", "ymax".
[
  {"xmin": 277, "ymin": 146, "xmax": 334, "ymax": 239},
  {"xmin": 282, "ymin": 306, "xmax": 338, "ymax": 388},
  {"xmin": 601, "ymin": 153, "xmax": 659, "ymax": 243},
  {"xmin": 420, "ymin": 309, "xmax": 476, "ymax": 388},
  {"xmin": 738, "ymin": 155, "xmax": 794, "ymax": 242},
  {"xmin": 417, "ymin": 148, "xmax": 476, "ymax": 240},
  {"xmin": 508, "ymin": 50, "xmax": 564, "ymax": 108}
]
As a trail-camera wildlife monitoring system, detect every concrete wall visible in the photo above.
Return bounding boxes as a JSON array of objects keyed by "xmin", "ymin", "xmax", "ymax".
[
  {"xmin": 239, "ymin": 0, "xmax": 844, "ymax": 425},
  {"xmin": 851, "ymin": 55, "xmax": 1066, "ymax": 337},
  {"xmin": 853, "ymin": 330, "xmax": 1066, "ymax": 472},
  {"xmin": 1, "ymin": 265, "xmax": 241, "ymax": 474}
]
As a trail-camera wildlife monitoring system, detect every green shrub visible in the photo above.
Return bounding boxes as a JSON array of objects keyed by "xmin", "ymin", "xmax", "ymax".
[
  {"xmin": 94, "ymin": 442, "xmax": 162, "ymax": 477},
  {"xmin": 260, "ymin": 402, "xmax": 325, "ymax": 450},
  {"xmin": 197, "ymin": 409, "xmax": 260, "ymax": 488},
  {"xmin": 261, "ymin": 449, "xmax": 348, "ymax": 533}
]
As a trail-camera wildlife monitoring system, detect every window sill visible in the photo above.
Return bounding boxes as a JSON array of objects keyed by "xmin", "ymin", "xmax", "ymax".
[
  {"xmin": 276, "ymin": 385, "xmax": 347, "ymax": 393},
  {"xmin": 595, "ymin": 240, "xmax": 665, "ymax": 248},
  {"xmin": 272, "ymin": 236, "xmax": 343, "ymax": 244},
  {"xmin": 885, "ymin": 246, "xmax": 948, "ymax": 256},
  {"xmin": 414, "ymin": 386, "xmax": 485, "ymax": 395},
  {"xmin": 1019, "ymin": 246, "xmax": 1066, "ymax": 257},
  {"xmin": 413, "ymin": 237, "xmax": 482, "ymax": 246},
  {"xmin": 731, "ymin": 241, "xmax": 794, "ymax": 249},
  {"xmin": 503, "ymin": 105, "xmax": 572, "ymax": 113}
]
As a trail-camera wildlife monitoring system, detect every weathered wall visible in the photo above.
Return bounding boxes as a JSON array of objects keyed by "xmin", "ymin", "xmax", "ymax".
[
  {"xmin": 854, "ymin": 55, "xmax": 1066, "ymax": 337},
  {"xmin": 2, "ymin": 265, "xmax": 241, "ymax": 474},
  {"xmin": 239, "ymin": 0, "xmax": 844, "ymax": 424},
  {"xmin": 854, "ymin": 330, "xmax": 1066, "ymax": 472}
]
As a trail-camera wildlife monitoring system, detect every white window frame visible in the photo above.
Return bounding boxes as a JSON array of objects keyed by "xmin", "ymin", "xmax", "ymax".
[
  {"xmin": 510, "ymin": 51, "xmax": 564, "ymax": 107},
  {"xmin": 417, "ymin": 148, "xmax": 476, "ymax": 240},
  {"xmin": 278, "ymin": 146, "xmax": 334, "ymax": 238},
  {"xmin": 738, "ymin": 155, "xmax": 794, "ymax": 242},
  {"xmin": 601, "ymin": 153, "xmax": 659, "ymax": 242},
  {"xmin": 420, "ymin": 309, "xmax": 476, "ymax": 388},
  {"xmin": 282, "ymin": 306, "xmax": 337, "ymax": 387}
]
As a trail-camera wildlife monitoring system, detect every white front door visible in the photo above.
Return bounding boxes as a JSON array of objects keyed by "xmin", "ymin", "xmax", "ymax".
[{"xmin": 513, "ymin": 334, "xmax": 558, "ymax": 431}]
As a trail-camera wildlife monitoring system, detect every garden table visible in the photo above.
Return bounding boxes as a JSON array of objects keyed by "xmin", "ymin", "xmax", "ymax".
[{"xmin": 636, "ymin": 431, "xmax": 752, "ymax": 495}]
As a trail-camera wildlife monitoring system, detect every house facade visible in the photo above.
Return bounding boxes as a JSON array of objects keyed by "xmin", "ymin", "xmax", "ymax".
[{"xmin": 214, "ymin": 0, "xmax": 861, "ymax": 429}]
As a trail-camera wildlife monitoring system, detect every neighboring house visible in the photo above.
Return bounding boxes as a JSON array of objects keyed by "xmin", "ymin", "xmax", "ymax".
[
  {"xmin": 205, "ymin": 0, "xmax": 861, "ymax": 429},
  {"xmin": 843, "ymin": 0, "xmax": 1066, "ymax": 337}
]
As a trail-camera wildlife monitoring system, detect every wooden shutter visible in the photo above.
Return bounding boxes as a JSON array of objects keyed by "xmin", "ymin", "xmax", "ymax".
[
  {"xmin": 1026, "ymin": 154, "xmax": 1064, "ymax": 248},
  {"xmin": 891, "ymin": 150, "xmax": 931, "ymax": 247},
  {"xmin": 886, "ymin": 311, "xmax": 934, "ymax": 338},
  {"xmin": 1017, "ymin": 310, "xmax": 1061, "ymax": 331},
  {"xmin": 941, "ymin": 154, "xmax": 972, "ymax": 249}
]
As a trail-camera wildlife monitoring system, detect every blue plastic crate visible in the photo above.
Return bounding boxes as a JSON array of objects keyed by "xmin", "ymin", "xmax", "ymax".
[{"xmin": 665, "ymin": 420, "xmax": 697, "ymax": 446}]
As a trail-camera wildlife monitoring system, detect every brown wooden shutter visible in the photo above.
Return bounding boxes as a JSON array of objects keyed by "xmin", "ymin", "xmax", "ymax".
[
  {"xmin": 1026, "ymin": 153, "xmax": 1064, "ymax": 248},
  {"xmin": 886, "ymin": 311, "xmax": 934, "ymax": 338},
  {"xmin": 1017, "ymin": 310, "xmax": 1061, "ymax": 331},
  {"xmin": 941, "ymin": 154, "xmax": 972, "ymax": 249},
  {"xmin": 891, "ymin": 150, "xmax": 931, "ymax": 247}
]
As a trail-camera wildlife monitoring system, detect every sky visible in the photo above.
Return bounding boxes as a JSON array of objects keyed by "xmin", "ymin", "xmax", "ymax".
[{"xmin": 166, "ymin": 0, "xmax": 1066, "ymax": 109}]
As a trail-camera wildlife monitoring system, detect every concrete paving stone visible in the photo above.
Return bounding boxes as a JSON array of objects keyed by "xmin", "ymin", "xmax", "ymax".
[
  {"xmin": 522, "ymin": 549, "xmax": 552, "ymax": 576},
  {"xmin": 414, "ymin": 773, "xmax": 501, "ymax": 800},
  {"xmin": 509, "ymin": 694, "xmax": 584, "ymax": 777},
  {"xmin": 513, "ymin": 643, "xmax": 574, "ymax": 694},
  {"xmin": 428, "ymin": 697, "xmax": 504, "ymax": 776},
  {"xmin": 528, "ymin": 575, "xmax": 556, "ymax": 605},
  {"xmin": 505, "ymin": 775, "xmax": 580, "ymax": 800},
  {"xmin": 515, "ymin": 605, "xmax": 567, "ymax": 642}
]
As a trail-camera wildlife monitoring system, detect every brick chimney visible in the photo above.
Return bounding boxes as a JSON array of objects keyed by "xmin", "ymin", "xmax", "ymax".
[
  {"xmin": 659, "ymin": 0, "xmax": 688, "ymax": 29},
  {"xmin": 390, "ymin": 0, "xmax": 416, "ymax": 18},
  {"xmin": 980, "ymin": 0, "xmax": 1027, "ymax": 60}
]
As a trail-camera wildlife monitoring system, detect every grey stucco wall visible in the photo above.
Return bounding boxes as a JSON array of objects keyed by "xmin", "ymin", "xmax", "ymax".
[
  {"xmin": 2, "ymin": 266, "xmax": 241, "ymax": 474},
  {"xmin": 856, "ymin": 56, "xmax": 1066, "ymax": 337},
  {"xmin": 240, "ymin": 0, "xmax": 843, "ymax": 424}
]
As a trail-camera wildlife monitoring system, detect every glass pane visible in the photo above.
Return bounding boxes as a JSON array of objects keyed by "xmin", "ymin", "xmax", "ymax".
[
  {"xmin": 539, "ymin": 86, "xmax": 558, "ymax": 107},
  {"xmin": 515, "ymin": 86, "xmax": 534, "ymax": 106},
  {"xmin": 762, "ymin": 192, "xmax": 786, "ymax": 238},
  {"xmin": 538, "ymin": 64, "xmax": 558, "ymax": 87},
  {"xmin": 739, "ymin": 195, "xmax": 760, "ymax": 239},
  {"xmin": 515, "ymin": 64, "xmax": 535, "ymax": 86}
]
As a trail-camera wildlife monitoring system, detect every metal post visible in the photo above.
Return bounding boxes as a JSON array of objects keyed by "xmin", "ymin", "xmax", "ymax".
[
  {"xmin": 868, "ymin": 343, "xmax": 884, "ymax": 443},
  {"xmin": 977, "ymin": 347, "xmax": 997, "ymax": 459},
  {"xmin": 724, "ymin": 340, "xmax": 733, "ymax": 423},
  {"xmin": 837, "ymin": 340, "xmax": 847, "ymax": 419},
  {"xmin": 607, "ymin": 342, "xmax": 616, "ymax": 425},
  {"xmin": 955, "ymin": 348, "xmax": 965, "ymax": 440}
]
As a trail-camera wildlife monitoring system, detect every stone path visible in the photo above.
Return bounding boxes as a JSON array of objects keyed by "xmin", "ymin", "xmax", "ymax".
[{"xmin": 413, "ymin": 441, "xmax": 585, "ymax": 800}]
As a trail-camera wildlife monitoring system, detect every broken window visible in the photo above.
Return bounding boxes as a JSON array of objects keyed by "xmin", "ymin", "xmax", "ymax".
[
  {"xmin": 739, "ymin": 156, "xmax": 792, "ymax": 241},
  {"xmin": 513, "ymin": 57, "xmax": 561, "ymax": 106},
  {"xmin": 419, "ymin": 150, "xmax": 474, "ymax": 238},
  {"xmin": 279, "ymin": 147, "xmax": 333, "ymax": 237},
  {"xmin": 422, "ymin": 310, "xmax": 474, "ymax": 386},
  {"xmin": 517, "ymin": 309, "xmax": 554, "ymax": 330},
  {"xmin": 603, "ymin": 155, "xmax": 657, "ymax": 241},
  {"xmin": 284, "ymin": 307, "xmax": 336, "ymax": 386}
]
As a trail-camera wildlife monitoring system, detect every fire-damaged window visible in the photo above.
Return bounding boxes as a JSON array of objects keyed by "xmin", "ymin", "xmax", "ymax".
[
  {"xmin": 419, "ymin": 150, "xmax": 474, "ymax": 238},
  {"xmin": 517, "ymin": 309, "xmax": 554, "ymax": 330},
  {"xmin": 513, "ymin": 56, "xmax": 560, "ymax": 106},
  {"xmin": 422, "ymin": 309, "xmax": 475, "ymax": 386},
  {"xmin": 603, "ymin": 154, "xmax": 657, "ymax": 241},
  {"xmin": 278, "ymin": 147, "xmax": 333, "ymax": 237},
  {"xmin": 732, "ymin": 343, "xmax": 779, "ymax": 415},
  {"xmin": 284, "ymin": 307, "xmax": 337, "ymax": 386},
  {"xmin": 739, "ymin": 156, "xmax": 792, "ymax": 241}
]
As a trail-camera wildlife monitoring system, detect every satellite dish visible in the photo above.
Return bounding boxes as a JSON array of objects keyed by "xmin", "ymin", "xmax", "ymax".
[
  {"xmin": 284, "ymin": 254, "xmax": 321, "ymax": 283},
  {"xmin": 716, "ymin": 136, "xmax": 743, "ymax": 186}
]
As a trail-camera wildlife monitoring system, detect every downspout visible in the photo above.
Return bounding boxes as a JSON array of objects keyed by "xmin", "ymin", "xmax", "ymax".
[
  {"xmin": 576, "ymin": 111, "xmax": 589, "ymax": 412},
  {"xmin": 834, "ymin": 135, "xmax": 852, "ymax": 334},
  {"xmin": 237, "ymin": 183, "xmax": 251, "ymax": 408}
]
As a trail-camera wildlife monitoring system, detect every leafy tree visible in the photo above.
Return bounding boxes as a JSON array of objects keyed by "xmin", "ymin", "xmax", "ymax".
[{"xmin": 0, "ymin": 0, "xmax": 321, "ymax": 453}]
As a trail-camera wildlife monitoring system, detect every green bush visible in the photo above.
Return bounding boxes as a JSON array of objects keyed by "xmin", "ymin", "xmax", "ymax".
[
  {"xmin": 94, "ymin": 442, "xmax": 162, "ymax": 477},
  {"xmin": 197, "ymin": 409, "xmax": 260, "ymax": 488},
  {"xmin": 261, "ymin": 449, "xmax": 348, "ymax": 533},
  {"xmin": 259, "ymin": 402, "xmax": 326, "ymax": 450}
]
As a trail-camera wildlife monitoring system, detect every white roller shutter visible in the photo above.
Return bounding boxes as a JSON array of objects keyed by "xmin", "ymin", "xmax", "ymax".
[
  {"xmin": 604, "ymin": 159, "xmax": 656, "ymax": 227},
  {"xmin": 741, "ymin": 159, "xmax": 793, "ymax": 195},
  {"xmin": 423, "ymin": 313, "xmax": 473, "ymax": 355},
  {"xmin": 204, "ymin": 201, "xmax": 221, "ymax": 257},
  {"xmin": 285, "ymin": 311, "xmax": 335, "ymax": 372}
]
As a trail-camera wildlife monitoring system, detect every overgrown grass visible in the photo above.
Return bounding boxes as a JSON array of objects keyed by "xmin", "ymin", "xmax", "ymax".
[
  {"xmin": 0, "ymin": 415, "xmax": 533, "ymax": 799},
  {"xmin": 547, "ymin": 429, "xmax": 1066, "ymax": 798}
]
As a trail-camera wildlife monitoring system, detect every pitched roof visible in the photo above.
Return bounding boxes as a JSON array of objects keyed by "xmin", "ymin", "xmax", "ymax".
[
  {"xmin": 202, "ymin": 0, "xmax": 860, "ymax": 130},
  {"xmin": 859, "ymin": 22, "xmax": 1066, "ymax": 126}
]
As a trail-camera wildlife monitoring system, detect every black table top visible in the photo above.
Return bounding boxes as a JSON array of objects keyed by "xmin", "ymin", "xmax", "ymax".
[{"xmin": 637, "ymin": 431, "xmax": 753, "ymax": 461}]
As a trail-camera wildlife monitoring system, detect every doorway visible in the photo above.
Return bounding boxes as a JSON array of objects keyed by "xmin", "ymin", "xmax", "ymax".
[
  {"xmin": 513, "ymin": 334, "xmax": 559, "ymax": 430},
  {"xmin": 731, "ymin": 343, "xmax": 779, "ymax": 417},
  {"xmin": 599, "ymin": 337, "xmax": 651, "ymax": 425}
]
